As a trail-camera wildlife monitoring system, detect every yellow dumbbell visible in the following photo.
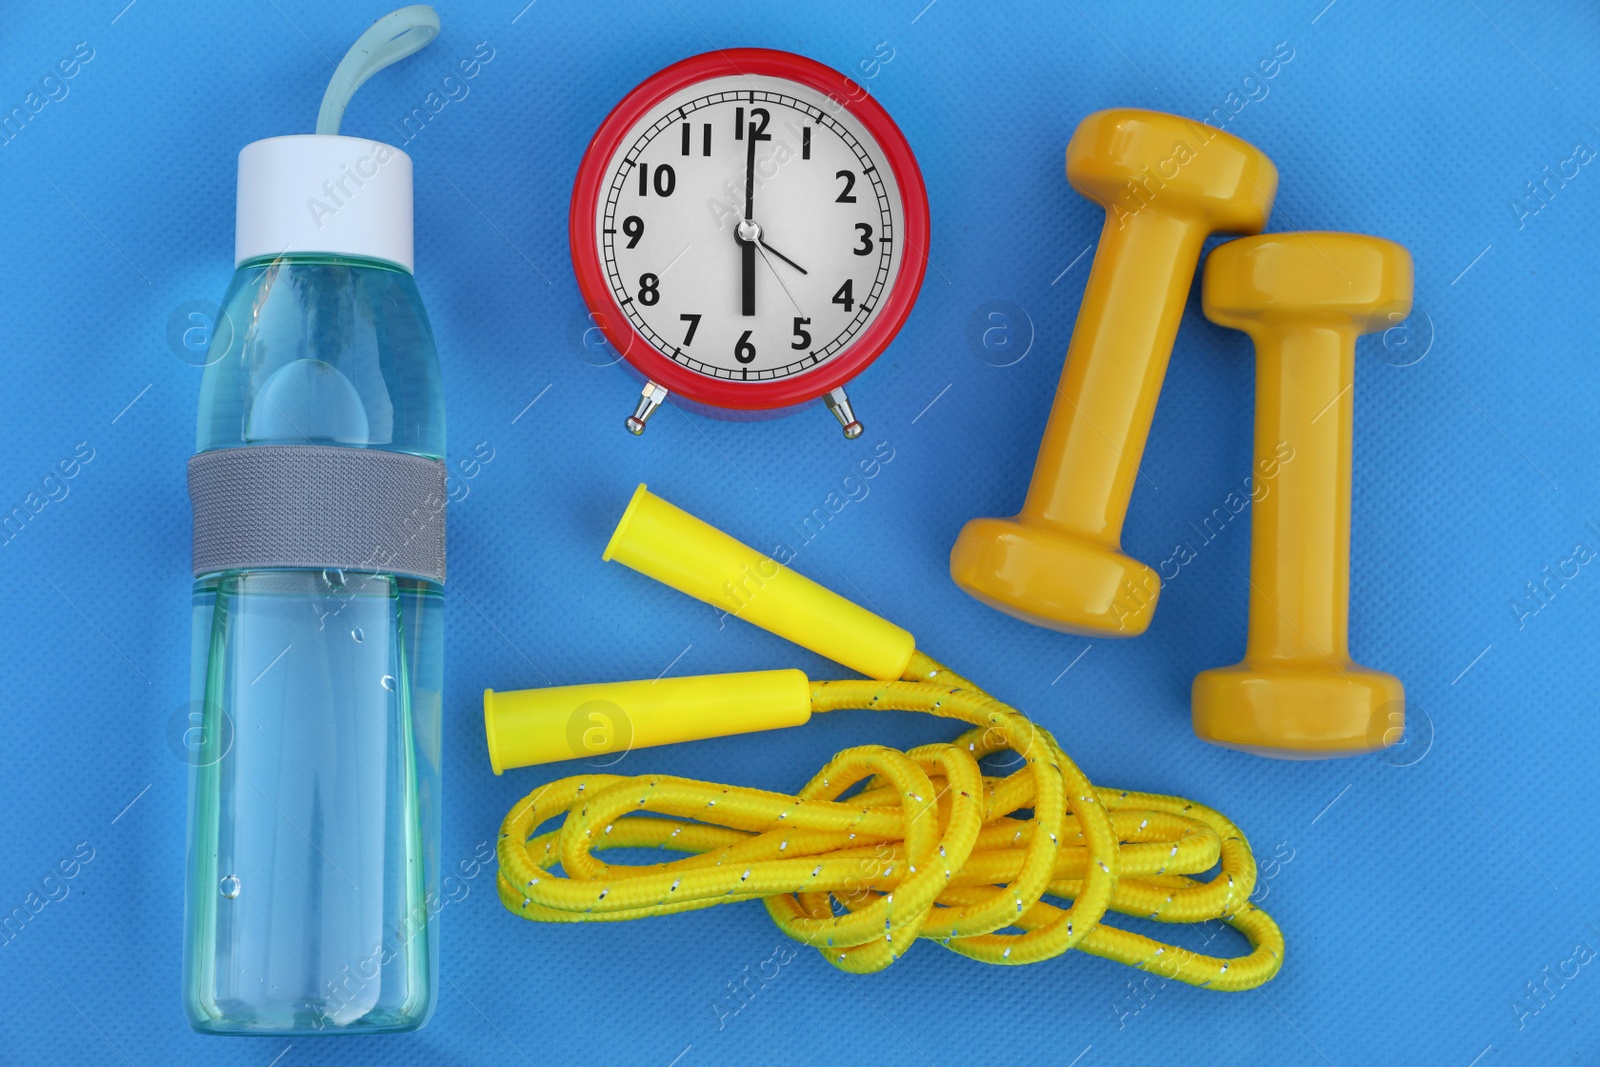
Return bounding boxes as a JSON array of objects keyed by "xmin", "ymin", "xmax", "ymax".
[
  {"xmin": 1191, "ymin": 232, "xmax": 1412, "ymax": 759},
  {"xmin": 950, "ymin": 109, "xmax": 1277, "ymax": 637}
]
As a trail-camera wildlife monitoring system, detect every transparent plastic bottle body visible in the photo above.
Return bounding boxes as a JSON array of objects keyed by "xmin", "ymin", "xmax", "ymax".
[{"xmin": 183, "ymin": 254, "xmax": 444, "ymax": 1034}]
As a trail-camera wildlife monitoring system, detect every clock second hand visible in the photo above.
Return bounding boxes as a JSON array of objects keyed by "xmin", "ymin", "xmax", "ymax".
[
  {"xmin": 753, "ymin": 241, "xmax": 805, "ymax": 316},
  {"xmin": 757, "ymin": 235, "xmax": 807, "ymax": 275},
  {"xmin": 736, "ymin": 219, "xmax": 806, "ymax": 315}
]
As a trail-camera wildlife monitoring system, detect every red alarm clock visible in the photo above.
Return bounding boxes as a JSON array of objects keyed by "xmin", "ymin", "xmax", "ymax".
[{"xmin": 570, "ymin": 48, "xmax": 930, "ymax": 437}]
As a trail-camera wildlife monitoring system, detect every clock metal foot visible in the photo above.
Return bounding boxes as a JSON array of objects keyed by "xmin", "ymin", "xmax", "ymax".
[
  {"xmin": 626, "ymin": 381, "xmax": 669, "ymax": 435},
  {"xmin": 824, "ymin": 387, "xmax": 863, "ymax": 439}
]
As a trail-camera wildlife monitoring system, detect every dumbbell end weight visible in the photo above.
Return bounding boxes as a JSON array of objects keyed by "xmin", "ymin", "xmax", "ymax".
[
  {"xmin": 1193, "ymin": 663, "xmax": 1403, "ymax": 760},
  {"xmin": 950, "ymin": 518, "xmax": 1159, "ymax": 636}
]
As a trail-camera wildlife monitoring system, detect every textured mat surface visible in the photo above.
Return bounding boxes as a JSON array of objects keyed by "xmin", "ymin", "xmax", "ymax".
[{"xmin": 0, "ymin": 1, "xmax": 1595, "ymax": 1063}]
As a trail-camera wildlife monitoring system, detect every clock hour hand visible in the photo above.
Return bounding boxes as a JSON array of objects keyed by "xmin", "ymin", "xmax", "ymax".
[{"xmin": 740, "ymin": 240, "xmax": 756, "ymax": 316}]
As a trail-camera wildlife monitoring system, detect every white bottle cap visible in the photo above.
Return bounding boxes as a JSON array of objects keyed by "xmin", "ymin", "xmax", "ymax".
[{"xmin": 235, "ymin": 134, "xmax": 414, "ymax": 272}]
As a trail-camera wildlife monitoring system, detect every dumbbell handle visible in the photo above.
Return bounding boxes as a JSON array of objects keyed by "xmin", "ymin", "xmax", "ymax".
[
  {"xmin": 1246, "ymin": 326, "xmax": 1354, "ymax": 664},
  {"xmin": 1024, "ymin": 213, "xmax": 1210, "ymax": 543}
]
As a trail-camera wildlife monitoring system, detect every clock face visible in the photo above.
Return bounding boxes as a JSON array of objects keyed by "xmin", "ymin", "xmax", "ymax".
[{"xmin": 591, "ymin": 72, "xmax": 909, "ymax": 389}]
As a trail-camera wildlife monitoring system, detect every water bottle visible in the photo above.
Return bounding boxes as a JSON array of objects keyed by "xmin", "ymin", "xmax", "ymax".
[{"xmin": 182, "ymin": 8, "xmax": 445, "ymax": 1034}]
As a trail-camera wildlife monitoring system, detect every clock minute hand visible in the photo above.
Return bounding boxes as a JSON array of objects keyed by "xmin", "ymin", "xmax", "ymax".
[
  {"xmin": 740, "ymin": 119, "xmax": 759, "ymax": 316},
  {"xmin": 743, "ymin": 113, "xmax": 757, "ymax": 220}
]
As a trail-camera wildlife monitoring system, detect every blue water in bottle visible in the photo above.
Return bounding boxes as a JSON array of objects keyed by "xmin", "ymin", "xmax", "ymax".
[{"xmin": 181, "ymin": 252, "xmax": 445, "ymax": 1034}]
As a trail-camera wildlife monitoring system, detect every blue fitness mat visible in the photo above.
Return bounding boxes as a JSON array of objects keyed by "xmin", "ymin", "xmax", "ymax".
[{"xmin": 1, "ymin": 1, "xmax": 1596, "ymax": 1064}]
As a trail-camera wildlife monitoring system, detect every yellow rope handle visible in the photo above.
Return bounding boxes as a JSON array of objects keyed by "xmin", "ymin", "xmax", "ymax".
[{"xmin": 496, "ymin": 651, "xmax": 1284, "ymax": 990}]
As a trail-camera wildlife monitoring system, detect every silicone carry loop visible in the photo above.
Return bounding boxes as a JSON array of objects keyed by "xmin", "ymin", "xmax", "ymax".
[{"xmin": 315, "ymin": 6, "xmax": 440, "ymax": 137}]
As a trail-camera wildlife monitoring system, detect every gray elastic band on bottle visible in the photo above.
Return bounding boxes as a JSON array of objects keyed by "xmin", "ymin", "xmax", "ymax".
[{"xmin": 189, "ymin": 446, "xmax": 446, "ymax": 584}]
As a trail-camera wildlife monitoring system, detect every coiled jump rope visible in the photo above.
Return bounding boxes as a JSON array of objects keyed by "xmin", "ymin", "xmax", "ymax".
[{"xmin": 491, "ymin": 487, "xmax": 1284, "ymax": 990}]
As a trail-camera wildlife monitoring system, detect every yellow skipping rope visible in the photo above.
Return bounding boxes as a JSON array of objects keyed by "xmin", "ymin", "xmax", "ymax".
[{"xmin": 490, "ymin": 486, "xmax": 1284, "ymax": 989}]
